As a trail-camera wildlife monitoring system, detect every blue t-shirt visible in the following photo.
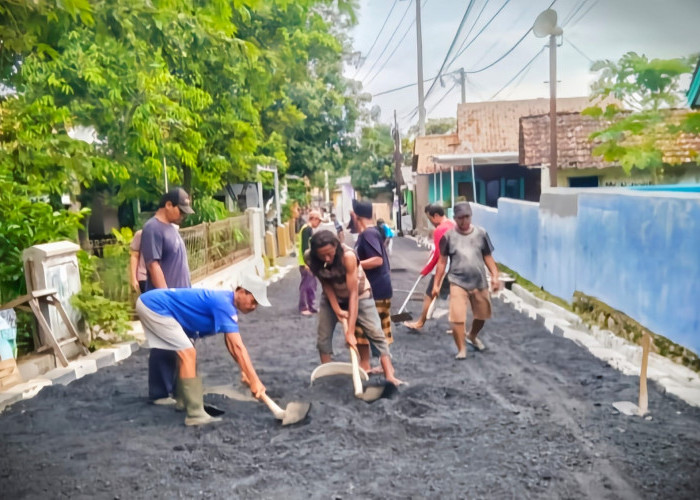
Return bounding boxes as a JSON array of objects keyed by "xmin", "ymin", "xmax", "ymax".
[
  {"xmin": 355, "ymin": 226, "xmax": 392, "ymax": 300},
  {"xmin": 140, "ymin": 288, "xmax": 239, "ymax": 338},
  {"xmin": 381, "ymin": 224, "xmax": 395, "ymax": 239}
]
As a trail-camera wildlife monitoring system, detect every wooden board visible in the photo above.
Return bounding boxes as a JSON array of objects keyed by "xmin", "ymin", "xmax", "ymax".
[{"xmin": 0, "ymin": 358, "xmax": 23, "ymax": 390}]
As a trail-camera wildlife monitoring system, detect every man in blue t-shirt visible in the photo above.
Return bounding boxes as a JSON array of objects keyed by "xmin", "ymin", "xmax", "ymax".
[
  {"xmin": 136, "ymin": 273, "xmax": 271, "ymax": 426},
  {"xmin": 352, "ymin": 199, "xmax": 393, "ymax": 372}
]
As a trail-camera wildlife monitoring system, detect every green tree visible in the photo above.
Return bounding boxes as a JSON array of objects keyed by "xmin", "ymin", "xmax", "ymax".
[
  {"xmin": 584, "ymin": 52, "xmax": 700, "ymax": 176},
  {"xmin": 347, "ymin": 123, "xmax": 394, "ymax": 196}
]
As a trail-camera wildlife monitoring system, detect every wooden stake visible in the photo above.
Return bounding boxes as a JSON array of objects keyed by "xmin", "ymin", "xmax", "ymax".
[{"xmin": 638, "ymin": 332, "xmax": 651, "ymax": 416}]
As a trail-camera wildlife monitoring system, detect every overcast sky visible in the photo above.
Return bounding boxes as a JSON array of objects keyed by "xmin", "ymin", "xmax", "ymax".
[{"xmin": 345, "ymin": 0, "xmax": 700, "ymax": 130}]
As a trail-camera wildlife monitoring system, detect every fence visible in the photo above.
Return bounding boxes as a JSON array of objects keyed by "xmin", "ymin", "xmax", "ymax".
[
  {"xmin": 180, "ymin": 215, "xmax": 252, "ymax": 283},
  {"xmin": 471, "ymin": 189, "xmax": 700, "ymax": 354},
  {"xmin": 93, "ymin": 215, "xmax": 252, "ymax": 303}
]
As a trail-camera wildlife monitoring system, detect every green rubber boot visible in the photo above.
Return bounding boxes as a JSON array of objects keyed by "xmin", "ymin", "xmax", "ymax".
[
  {"xmin": 174, "ymin": 379, "xmax": 185, "ymax": 412},
  {"xmin": 180, "ymin": 377, "xmax": 221, "ymax": 426}
]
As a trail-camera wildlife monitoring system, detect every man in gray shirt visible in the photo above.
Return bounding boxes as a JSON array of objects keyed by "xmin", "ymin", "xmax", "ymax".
[
  {"xmin": 140, "ymin": 188, "xmax": 194, "ymax": 403},
  {"xmin": 433, "ymin": 202, "xmax": 500, "ymax": 359}
]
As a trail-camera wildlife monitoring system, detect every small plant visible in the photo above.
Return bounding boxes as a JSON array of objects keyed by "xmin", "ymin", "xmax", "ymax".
[{"xmin": 70, "ymin": 250, "xmax": 132, "ymax": 348}]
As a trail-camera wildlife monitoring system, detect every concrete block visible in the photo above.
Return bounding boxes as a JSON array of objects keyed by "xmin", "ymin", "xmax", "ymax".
[
  {"xmin": 85, "ymin": 349, "xmax": 117, "ymax": 369},
  {"xmin": 43, "ymin": 366, "xmax": 77, "ymax": 386},
  {"xmin": 9, "ymin": 378, "xmax": 52, "ymax": 400},
  {"xmin": 552, "ymin": 324, "xmax": 565, "ymax": 337},
  {"xmin": 70, "ymin": 358, "xmax": 97, "ymax": 379},
  {"xmin": 113, "ymin": 342, "xmax": 138, "ymax": 362}
]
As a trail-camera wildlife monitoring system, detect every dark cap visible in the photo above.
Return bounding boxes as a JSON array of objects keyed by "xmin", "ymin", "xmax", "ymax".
[
  {"xmin": 352, "ymin": 199, "xmax": 373, "ymax": 219},
  {"xmin": 160, "ymin": 188, "xmax": 194, "ymax": 214},
  {"xmin": 453, "ymin": 202, "xmax": 472, "ymax": 217}
]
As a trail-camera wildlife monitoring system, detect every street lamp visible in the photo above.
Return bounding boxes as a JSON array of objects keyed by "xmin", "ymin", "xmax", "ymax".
[
  {"xmin": 533, "ymin": 9, "xmax": 563, "ymax": 188},
  {"xmin": 257, "ymin": 165, "xmax": 280, "ymax": 228}
]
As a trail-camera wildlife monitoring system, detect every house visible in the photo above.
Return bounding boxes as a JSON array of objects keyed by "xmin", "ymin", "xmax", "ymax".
[
  {"xmin": 412, "ymin": 97, "xmax": 595, "ymax": 234},
  {"xmin": 520, "ymin": 110, "xmax": 700, "ymax": 187}
]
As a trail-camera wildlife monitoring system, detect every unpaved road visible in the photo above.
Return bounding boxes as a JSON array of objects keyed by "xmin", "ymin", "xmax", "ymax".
[{"xmin": 1, "ymin": 237, "xmax": 699, "ymax": 499}]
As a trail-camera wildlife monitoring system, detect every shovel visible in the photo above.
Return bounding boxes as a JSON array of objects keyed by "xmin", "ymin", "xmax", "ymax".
[
  {"xmin": 349, "ymin": 346, "xmax": 398, "ymax": 402},
  {"xmin": 391, "ymin": 274, "xmax": 423, "ymax": 323},
  {"xmin": 310, "ymin": 361, "xmax": 369, "ymax": 384},
  {"xmin": 259, "ymin": 393, "xmax": 311, "ymax": 426}
]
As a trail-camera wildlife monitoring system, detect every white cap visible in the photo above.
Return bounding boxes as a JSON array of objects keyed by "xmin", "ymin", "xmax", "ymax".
[{"xmin": 237, "ymin": 273, "xmax": 271, "ymax": 307}]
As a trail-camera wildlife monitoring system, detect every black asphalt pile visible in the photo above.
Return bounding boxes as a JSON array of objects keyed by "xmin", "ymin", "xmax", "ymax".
[{"xmin": 1, "ymin": 237, "xmax": 699, "ymax": 499}]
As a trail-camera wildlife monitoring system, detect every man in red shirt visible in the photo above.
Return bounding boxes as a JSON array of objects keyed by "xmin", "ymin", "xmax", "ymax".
[{"xmin": 403, "ymin": 204, "xmax": 455, "ymax": 330}]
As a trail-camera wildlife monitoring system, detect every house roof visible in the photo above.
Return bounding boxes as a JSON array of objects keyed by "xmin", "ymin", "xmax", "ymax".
[
  {"xmin": 415, "ymin": 96, "xmax": 596, "ymax": 174},
  {"xmin": 520, "ymin": 109, "xmax": 700, "ymax": 169}
]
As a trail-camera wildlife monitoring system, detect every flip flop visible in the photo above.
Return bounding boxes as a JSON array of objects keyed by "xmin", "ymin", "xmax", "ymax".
[{"xmin": 466, "ymin": 337, "xmax": 487, "ymax": 351}]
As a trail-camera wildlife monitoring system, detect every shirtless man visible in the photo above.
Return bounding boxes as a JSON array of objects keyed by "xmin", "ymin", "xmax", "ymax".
[{"xmin": 305, "ymin": 230, "xmax": 402, "ymax": 386}]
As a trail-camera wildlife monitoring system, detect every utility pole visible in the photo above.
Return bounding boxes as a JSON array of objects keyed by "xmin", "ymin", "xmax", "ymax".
[
  {"xmin": 460, "ymin": 67, "xmax": 466, "ymax": 104},
  {"xmin": 415, "ymin": 0, "xmax": 426, "ymax": 137},
  {"xmin": 393, "ymin": 110, "xmax": 404, "ymax": 235},
  {"xmin": 549, "ymin": 33, "xmax": 558, "ymax": 187},
  {"xmin": 533, "ymin": 9, "xmax": 562, "ymax": 189}
]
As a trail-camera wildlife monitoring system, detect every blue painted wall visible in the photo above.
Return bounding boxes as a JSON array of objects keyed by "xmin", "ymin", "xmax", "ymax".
[{"xmin": 471, "ymin": 190, "xmax": 700, "ymax": 354}]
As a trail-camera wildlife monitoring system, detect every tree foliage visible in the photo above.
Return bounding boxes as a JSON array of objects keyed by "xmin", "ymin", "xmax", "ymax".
[
  {"xmin": 347, "ymin": 124, "xmax": 395, "ymax": 197},
  {"xmin": 0, "ymin": 0, "xmax": 363, "ymax": 308},
  {"xmin": 584, "ymin": 52, "xmax": 700, "ymax": 175}
]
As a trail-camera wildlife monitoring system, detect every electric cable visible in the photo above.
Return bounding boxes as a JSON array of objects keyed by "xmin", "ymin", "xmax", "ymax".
[
  {"xmin": 428, "ymin": 81, "xmax": 459, "ymax": 115},
  {"xmin": 562, "ymin": 0, "xmax": 588, "ymax": 26},
  {"xmin": 424, "ymin": 0, "xmax": 477, "ymax": 101},
  {"xmin": 372, "ymin": 67, "xmax": 463, "ymax": 97},
  {"xmin": 353, "ymin": 0, "xmax": 399, "ymax": 76},
  {"xmin": 565, "ymin": 38, "xmax": 593, "ymax": 63},
  {"xmin": 448, "ymin": 0, "xmax": 513, "ymax": 68},
  {"xmin": 358, "ymin": 0, "xmax": 413, "ymax": 81},
  {"xmin": 489, "ymin": 46, "xmax": 545, "ymax": 100},
  {"xmin": 464, "ymin": 0, "xmax": 556, "ymax": 75},
  {"xmin": 569, "ymin": 0, "xmax": 598, "ymax": 27},
  {"xmin": 451, "ymin": 0, "xmax": 492, "ymax": 64},
  {"xmin": 365, "ymin": 16, "xmax": 416, "ymax": 86}
]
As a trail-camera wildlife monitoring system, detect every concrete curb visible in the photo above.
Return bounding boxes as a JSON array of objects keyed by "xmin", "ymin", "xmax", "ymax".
[
  {"xmin": 0, "ymin": 259, "xmax": 294, "ymax": 414},
  {"xmin": 0, "ymin": 342, "xmax": 139, "ymax": 413},
  {"xmin": 497, "ymin": 287, "xmax": 700, "ymax": 408}
]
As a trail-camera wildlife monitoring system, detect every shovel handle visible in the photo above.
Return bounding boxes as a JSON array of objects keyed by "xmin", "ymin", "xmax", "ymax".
[
  {"xmin": 348, "ymin": 346, "xmax": 364, "ymax": 398},
  {"xmin": 397, "ymin": 275, "xmax": 423, "ymax": 315},
  {"xmin": 259, "ymin": 393, "xmax": 285, "ymax": 420}
]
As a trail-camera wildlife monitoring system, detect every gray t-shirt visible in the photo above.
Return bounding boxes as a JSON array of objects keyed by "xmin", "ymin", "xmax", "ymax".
[
  {"xmin": 141, "ymin": 217, "xmax": 191, "ymax": 291},
  {"xmin": 439, "ymin": 225, "xmax": 494, "ymax": 291}
]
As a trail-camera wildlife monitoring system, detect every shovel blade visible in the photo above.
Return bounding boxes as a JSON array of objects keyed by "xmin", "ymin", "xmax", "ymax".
[
  {"xmin": 281, "ymin": 401, "xmax": 312, "ymax": 426},
  {"xmin": 358, "ymin": 382, "xmax": 399, "ymax": 403},
  {"xmin": 391, "ymin": 312, "xmax": 412, "ymax": 323},
  {"xmin": 310, "ymin": 362, "xmax": 369, "ymax": 384}
]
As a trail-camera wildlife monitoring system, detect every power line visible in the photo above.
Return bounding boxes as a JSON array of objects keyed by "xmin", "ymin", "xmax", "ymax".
[
  {"xmin": 489, "ymin": 46, "xmax": 545, "ymax": 100},
  {"xmin": 372, "ymin": 68, "xmax": 463, "ymax": 97},
  {"xmin": 428, "ymin": 81, "xmax": 459, "ymax": 115},
  {"xmin": 569, "ymin": 0, "xmax": 598, "ymax": 27},
  {"xmin": 424, "ymin": 0, "xmax": 477, "ymax": 101},
  {"xmin": 358, "ymin": 0, "xmax": 413, "ymax": 81},
  {"xmin": 364, "ymin": 0, "xmax": 429, "ymax": 86},
  {"xmin": 566, "ymin": 38, "xmax": 593, "ymax": 63},
  {"xmin": 353, "ymin": 0, "xmax": 399, "ymax": 76},
  {"xmin": 463, "ymin": 0, "xmax": 556, "ymax": 75},
  {"xmin": 447, "ymin": 0, "xmax": 513, "ymax": 69},
  {"xmin": 451, "ymin": 0, "xmax": 492, "ymax": 63},
  {"xmin": 562, "ymin": 0, "xmax": 589, "ymax": 26},
  {"xmin": 365, "ymin": 14, "xmax": 416, "ymax": 86}
]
